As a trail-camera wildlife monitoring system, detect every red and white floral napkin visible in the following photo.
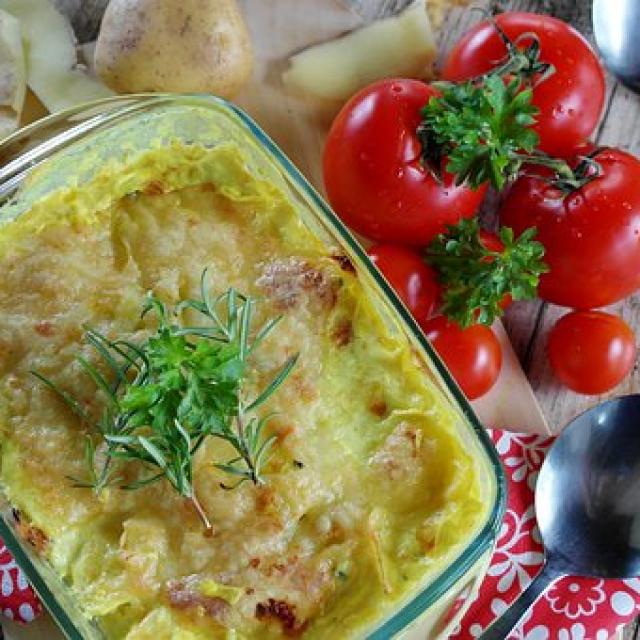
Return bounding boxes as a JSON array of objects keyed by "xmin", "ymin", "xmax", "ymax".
[
  {"xmin": 0, "ymin": 543, "xmax": 40, "ymax": 623},
  {"xmin": 1, "ymin": 430, "xmax": 639, "ymax": 637},
  {"xmin": 451, "ymin": 431, "xmax": 640, "ymax": 640}
]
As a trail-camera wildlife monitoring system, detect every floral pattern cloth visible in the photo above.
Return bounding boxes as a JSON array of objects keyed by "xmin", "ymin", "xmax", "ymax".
[
  {"xmin": 453, "ymin": 431, "xmax": 640, "ymax": 640},
  {"xmin": 0, "ymin": 542, "xmax": 40, "ymax": 623},
  {"xmin": 0, "ymin": 430, "xmax": 639, "ymax": 635}
]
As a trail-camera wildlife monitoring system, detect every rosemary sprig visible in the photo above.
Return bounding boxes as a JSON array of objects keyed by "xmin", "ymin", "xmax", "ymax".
[{"xmin": 32, "ymin": 270, "xmax": 298, "ymax": 531}]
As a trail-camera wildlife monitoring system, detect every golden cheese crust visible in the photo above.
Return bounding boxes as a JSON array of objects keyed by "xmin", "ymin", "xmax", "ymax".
[{"xmin": 0, "ymin": 143, "xmax": 486, "ymax": 639}]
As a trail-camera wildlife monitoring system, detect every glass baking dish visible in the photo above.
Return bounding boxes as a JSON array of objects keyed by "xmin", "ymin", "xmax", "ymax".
[{"xmin": 0, "ymin": 94, "xmax": 506, "ymax": 639}]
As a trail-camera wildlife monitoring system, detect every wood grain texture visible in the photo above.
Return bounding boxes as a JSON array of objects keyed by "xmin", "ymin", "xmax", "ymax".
[
  {"xmin": 493, "ymin": 1, "xmax": 640, "ymax": 435},
  {"xmin": 437, "ymin": 0, "xmax": 640, "ymax": 434},
  {"xmin": 52, "ymin": 0, "xmax": 108, "ymax": 42}
]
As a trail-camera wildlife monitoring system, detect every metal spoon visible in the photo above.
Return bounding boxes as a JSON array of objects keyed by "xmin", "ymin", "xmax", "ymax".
[
  {"xmin": 480, "ymin": 395, "xmax": 640, "ymax": 639},
  {"xmin": 593, "ymin": 0, "xmax": 640, "ymax": 91}
]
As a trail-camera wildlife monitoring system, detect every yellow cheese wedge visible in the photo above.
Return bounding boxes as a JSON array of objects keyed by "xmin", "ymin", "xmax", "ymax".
[{"xmin": 282, "ymin": 0, "xmax": 437, "ymax": 102}]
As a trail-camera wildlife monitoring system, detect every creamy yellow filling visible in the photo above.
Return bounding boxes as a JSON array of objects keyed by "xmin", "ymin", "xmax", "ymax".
[{"xmin": 0, "ymin": 142, "xmax": 486, "ymax": 639}]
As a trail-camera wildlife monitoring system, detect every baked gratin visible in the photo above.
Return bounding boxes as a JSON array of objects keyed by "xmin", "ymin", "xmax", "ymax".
[{"xmin": 0, "ymin": 133, "xmax": 488, "ymax": 639}]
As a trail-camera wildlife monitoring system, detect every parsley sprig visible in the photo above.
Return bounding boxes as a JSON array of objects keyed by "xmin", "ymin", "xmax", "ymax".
[
  {"xmin": 33, "ymin": 270, "xmax": 298, "ymax": 532},
  {"xmin": 417, "ymin": 75, "xmax": 576, "ymax": 191},
  {"xmin": 417, "ymin": 19, "xmax": 582, "ymax": 192},
  {"xmin": 426, "ymin": 218, "xmax": 549, "ymax": 328}
]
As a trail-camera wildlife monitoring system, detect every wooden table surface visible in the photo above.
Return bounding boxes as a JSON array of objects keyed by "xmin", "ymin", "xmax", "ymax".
[
  {"xmin": 328, "ymin": 0, "xmax": 640, "ymax": 438},
  {"xmin": 467, "ymin": 0, "xmax": 640, "ymax": 436},
  {"xmin": 443, "ymin": 1, "xmax": 640, "ymax": 637},
  {"xmin": 4, "ymin": 0, "xmax": 640, "ymax": 638},
  {"xmin": 440, "ymin": 1, "xmax": 640, "ymax": 637}
]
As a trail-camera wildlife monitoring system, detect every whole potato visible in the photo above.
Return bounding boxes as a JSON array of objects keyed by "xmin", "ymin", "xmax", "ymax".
[{"xmin": 94, "ymin": 0, "xmax": 253, "ymax": 98}]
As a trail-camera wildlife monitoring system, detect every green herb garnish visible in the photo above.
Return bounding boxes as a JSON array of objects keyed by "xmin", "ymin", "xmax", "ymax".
[
  {"xmin": 426, "ymin": 218, "xmax": 548, "ymax": 328},
  {"xmin": 32, "ymin": 269, "xmax": 298, "ymax": 532},
  {"xmin": 418, "ymin": 75, "xmax": 541, "ymax": 191}
]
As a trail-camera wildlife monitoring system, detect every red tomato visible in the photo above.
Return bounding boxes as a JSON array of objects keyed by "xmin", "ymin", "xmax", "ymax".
[
  {"xmin": 479, "ymin": 230, "xmax": 504, "ymax": 254},
  {"xmin": 548, "ymin": 311, "xmax": 637, "ymax": 395},
  {"xmin": 323, "ymin": 79, "xmax": 487, "ymax": 246},
  {"xmin": 421, "ymin": 316, "xmax": 502, "ymax": 400},
  {"xmin": 368, "ymin": 245, "xmax": 440, "ymax": 322},
  {"xmin": 478, "ymin": 231, "xmax": 512, "ymax": 310},
  {"xmin": 443, "ymin": 12, "xmax": 605, "ymax": 158},
  {"xmin": 500, "ymin": 148, "xmax": 640, "ymax": 309}
]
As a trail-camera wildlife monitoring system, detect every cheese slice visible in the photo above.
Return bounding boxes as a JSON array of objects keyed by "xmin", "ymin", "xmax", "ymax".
[{"xmin": 282, "ymin": 0, "xmax": 437, "ymax": 102}]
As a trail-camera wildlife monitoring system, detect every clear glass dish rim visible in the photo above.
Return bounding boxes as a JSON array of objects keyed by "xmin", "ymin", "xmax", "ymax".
[{"xmin": 0, "ymin": 93, "xmax": 507, "ymax": 640}]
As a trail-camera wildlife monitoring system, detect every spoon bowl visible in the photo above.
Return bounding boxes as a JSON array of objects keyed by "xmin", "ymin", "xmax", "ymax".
[
  {"xmin": 593, "ymin": 0, "xmax": 640, "ymax": 92},
  {"xmin": 481, "ymin": 395, "xmax": 640, "ymax": 639},
  {"xmin": 537, "ymin": 395, "xmax": 640, "ymax": 579}
]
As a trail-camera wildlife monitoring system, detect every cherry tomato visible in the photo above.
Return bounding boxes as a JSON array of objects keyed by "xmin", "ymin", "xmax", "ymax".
[
  {"xmin": 479, "ymin": 230, "xmax": 504, "ymax": 254},
  {"xmin": 323, "ymin": 79, "xmax": 487, "ymax": 246},
  {"xmin": 443, "ymin": 12, "xmax": 605, "ymax": 158},
  {"xmin": 368, "ymin": 245, "xmax": 440, "ymax": 322},
  {"xmin": 548, "ymin": 311, "xmax": 637, "ymax": 395},
  {"xmin": 478, "ymin": 230, "xmax": 512, "ymax": 310},
  {"xmin": 421, "ymin": 316, "xmax": 502, "ymax": 400},
  {"xmin": 500, "ymin": 148, "xmax": 640, "ymax": 309}
]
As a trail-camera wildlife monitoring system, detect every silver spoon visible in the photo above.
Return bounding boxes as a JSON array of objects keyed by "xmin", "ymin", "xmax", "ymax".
[
  {"xmin": 480, "ymin": 395, "xmax": 640, "ymax": 639},
  {"xmin": 593, "ymin": 0, "xmax": 640, "ymax": 91}
]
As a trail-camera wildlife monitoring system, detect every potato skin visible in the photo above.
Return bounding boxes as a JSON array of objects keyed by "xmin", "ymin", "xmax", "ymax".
[{"xmin": 94, "ymin": 0, "xmax": 253, "ymax": 98}]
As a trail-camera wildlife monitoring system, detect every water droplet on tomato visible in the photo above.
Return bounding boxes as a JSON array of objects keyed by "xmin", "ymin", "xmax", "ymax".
[
  {"xmin": 573, "ymin": 193, "xmax": 585, "ymax": 205},
  {"xmin": 543, "ymin": 188, "xmax": 559, "ymax": 199}
]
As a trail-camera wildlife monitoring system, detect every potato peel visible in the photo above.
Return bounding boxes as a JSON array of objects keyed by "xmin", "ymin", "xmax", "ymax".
[
  {"xmin": 0, "ymin": 0, "xmax": 112, "ymax": 113},
  {"xmin": 0, "ymin": 8, "xmax": 26, "ymax": 138}
]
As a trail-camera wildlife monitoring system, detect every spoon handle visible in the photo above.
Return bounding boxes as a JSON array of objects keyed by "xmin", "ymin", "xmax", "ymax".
[{"xmin": 479, "ymin": 562, "xmax": 563, "ymax": 640}]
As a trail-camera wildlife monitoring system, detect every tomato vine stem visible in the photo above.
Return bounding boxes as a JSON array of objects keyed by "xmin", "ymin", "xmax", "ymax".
[{"xmin": 417, "ymin": 16, "xmax": 601, "ymax": 193}]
